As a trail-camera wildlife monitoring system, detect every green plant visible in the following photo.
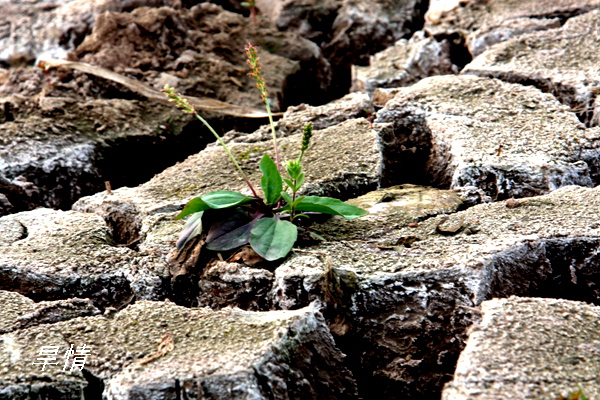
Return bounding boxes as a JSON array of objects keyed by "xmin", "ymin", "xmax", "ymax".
[
  {"xmin": 241, "ymin": 0, "xmax": 257, "ymax": 24},
  {"xmin": 556, "ymin": 388, "xmax": 589, "ymax": 400},
  {"xmin": 163, "ymin": 42, "xmax": 367, "ymax": 261}
]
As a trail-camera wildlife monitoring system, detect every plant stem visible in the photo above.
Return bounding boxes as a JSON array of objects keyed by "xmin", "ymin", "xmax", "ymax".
[
  {"xmin": 264, "ymin": 98, "xmax": 281, "ymax": 171},
  {"xmin": 193, "ymin": 112, "xmax": 260, "ymax": 198},
  {"xmin": 289, "ymin": 182, "xmax": 297, "ymax": 221},
  {"xmin": 163, "ymin": 85, "xmax": 259, "ymax": 198},
  {"xmin": 246, "ymin": 42, "xmax": 281, "ymax": 171},
  {"xmin": 249, "ymin": 3, "xmax": 257, "ymax": 24}
]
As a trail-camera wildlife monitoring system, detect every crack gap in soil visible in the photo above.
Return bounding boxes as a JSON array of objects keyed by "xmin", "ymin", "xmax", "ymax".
[
  {"xmin": 346, "ymin": 236, "xmax": 600, "ymax": 400},
  {"xmin": 429, "ymin": 237, "xmax": 600, "ymax": 396},
  {"xmin": 102, "ymin": 203, "xmax": 142, "ymax": 249},
  {"xmin": 462, "ymin": 70, "xmax": 596, "ymax": 127},
  {"xmin": 334, "ymin": 274, "xmax": 478, "ymax": 400},
  {"xmin": 96, "ymin": 118, "xmax": 213, "ymax": 192},
  {"xmin": 436, "ymin": 32, "xmax": 473, "ymax": 72},
  {"xmin": 0, "ymin": 268, "xmax": 136, "ymax": 312},
  {"xmin": 526, "ymin": 8, "xmax": 596, "ymax": 25},
  {"xmin": 0, "ymin": 115, "xmax": 268, "ymax": 219},
  {"xmin": 486, "ymin": 237, "xmax": 600, "ymax": 306},
  {"xmin": 82, "ymin": 367, "xmax": 105, "ymax": 400},
  {"xmin": 375, "ymin": 106, "xmax": 434, "ymax": 188}
]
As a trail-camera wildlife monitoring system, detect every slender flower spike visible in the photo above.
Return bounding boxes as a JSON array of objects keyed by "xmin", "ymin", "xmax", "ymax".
[
  {"xmin": 296, "ymin": 122, "xmax": 313, "ymax": 163},
  {"xmin": 286, "ymin": 160, "xmax": 302, "ymax": 180},
  {"xmin": 301, "ymin": 122, "xmax": 313, "ymax": 152},
  {"xmin": 162, "ymin": 85, "xmax": 196, "ymax": 114},
  {"xmin": 245, "ymin": 43, "xmax": 268, "ymax": 102},
  {"xmin": 161, "ymin": 84, "xmax": 260, "ymax": 198},
  {"xmin": 245, "ymin": 42, "xmax": 281, "ymax": 171}
]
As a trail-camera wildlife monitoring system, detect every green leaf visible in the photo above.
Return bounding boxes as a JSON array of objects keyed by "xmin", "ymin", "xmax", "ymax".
[
  {"xmin": 286, "ymin": 159, "xmax": 302, "ymax": 180},
  {"xmin": 309, "ymin": 231, "xmax": 326, "ymax": 241},
  {"xmin": 293, "ymin": 195, "xmax": 306, "ymax": 206},
  {"xmin": 250, "ymin": 217, "xmax": 297, "ymax": 261},
  {"xmin": 206, "ymin": 221, "xmax": 255, "ymax": 251},
  {"xmin": 280, "ymin": 191, "xmax": 293, "ymax": 206},
  {"xmin": 293, "ymin": 196, "xmax": 368, "ymax": 219},
  {"xmin": 296, "ymin": 172, "xmax": 305, "ymax": 189},
  {"xmin": 175, "ymin": 191, "xmax": 255, "ymax": 220},
  {"xmin": 175, "ymin": 197, "xmax": 210, "ymax": 220},
  {"xmin": 202, "ymin": 191, "xmax": 255, "ymax": 209},
  {"xmin": 176, "ymin": 212, "xmax": 204, "ymax": 251},
  {"xmin": 283, "ymin": 178, "xmax": 297, "ymax": 192},
  {"xmin": 260, "ymin": 154, "xmax": 283, "ymax": 205}
]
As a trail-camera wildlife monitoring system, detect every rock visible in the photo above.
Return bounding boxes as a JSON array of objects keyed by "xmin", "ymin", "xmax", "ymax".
[
  {"xmin": 0, "ymin": 95, "xmax": 198, "ymax": 213},
  {"xmin": 351, "ymin": 31, "xmax": 457, "ymax": 94},
  {"xmin": 374, "ymin": 74, "xmax": 600, "ymax": 199},
  {"xmin": 0, "ymin": 290, "xmax": 100, "ymax": 334},
  {"xmin": 255, "ymin": 0, "xmax": 341, "ymax": 43},
  {"xmin": 0, "ymin": 0, "xmax": 179, "ymax": 67},
  {"xmin": 0, "ymin": 208, "xmax": 168, "ymax": 309},
  {"xmin": 256, "ymin": 0, "xmax": 428, "ymax": 97},
  {"xmin": 0, "ymin": 174, "xmax": 40, "ymax": 216},
  {"xmin": 268, "ymin": 184, "xmax": 600, "ymax": 398},
  {"xmin": 1, "ymin": 0, "xmax": 108, "ymax": 66},
  {"xmin": 463, "ymin": 10, "xmax": 600, "ymax": 127},
  {"xmin": 61, "ymin": 3, "xmax": 331, "ymax": 110},
  {"xmin": 442, "ymin": 296, "xmax": 600, "ymax": 400},
  {"xmin": 0, "ymin": 2, "xmax": 330, "ymax": 109},
  {"xmin": 224, "ymin": 92, "xmax": 373, "ymax": 144},
  {"xmin": 0, "ymin": 301, "xmax": 358, "ymax": 399},
  {"xmin": 424, "ymin": 0, "xmax": 599, "ymax": 58},
  {"xmin": 197, "ymin": 260, "xmax": 274, "ymax": 310},
  {"xmin": 324, "ymin": 0, "xmax": 427, "ymax": 94},
  {"xmin": 307, "ymin": 183, "xmax": 468, "ymax": 241}
]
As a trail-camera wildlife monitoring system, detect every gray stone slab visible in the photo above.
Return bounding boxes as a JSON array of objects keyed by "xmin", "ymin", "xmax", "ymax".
[
  {"xmin": 0, "ymin": 301, "xmax": 357, "ymax": 400},
  {"xmin": 443, "ymin": 296, "xmax": 600, "ymax": 400},
  {"xmin": 463, "ymin": 9, "xmax": 600, "ymax": 127},
  {"xmin": 0, "ymin": 290, "xmax": 100, "ymax": 334},
  {"xmin": 269, "ymin": 184, "xmax": 600, "ymax": 398},
  {"xmin": 224, "ymin": 92, "xmax": 372, "ymax": 144},
  {"xmin": 0, "ymin": 208, "xmax": 168, "ymax": 308},
  {"xmin": 351, "ymin": 31, "xmax": 457, "ymax": 94},
  {"xmin": 374, "ymin": 74, "xmax": 600, "ymax": 199},
  {"xmin": 255, "ymin": 0, "xmax": 426, "ymax": 95},
  {"xmin": 0, "ymin": 95, "xmax": 195, "ymax": 212},
  {"xmin": 424, "ymin": 0, "xmax": 599, "ymax": 57}
]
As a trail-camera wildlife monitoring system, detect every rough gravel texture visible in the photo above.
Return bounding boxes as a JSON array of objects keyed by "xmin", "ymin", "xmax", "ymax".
[
  {"xmin": 0, "ymin": 208, "xmax": 168, "ymax": 309},
  {"xmin": 375, "ymin": 74, "xmax": 600, "ymax": 199},
  {"xmin": 443, "ymin": 296, "xmax": 600, "ymax": 400},
  {"xmin": 0, "ymin": 300, "xmax": 357, "ymax": 400},
  {"xmin": 463, "ymin": 9, "xmax": 600, "ymax": 127},
  {"xmin": 424, "ymin": 0, "xmax": 600, "ymax": 57}
]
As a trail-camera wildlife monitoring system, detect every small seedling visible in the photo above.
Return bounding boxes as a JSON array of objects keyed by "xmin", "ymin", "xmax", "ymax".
[
  {"xmin": 163, "ymin": 42, "xmax": 367, "ymax": 261},
  {"xmin": 241, "ymin": 0, "xmax": 257, "ymax": 24}
]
